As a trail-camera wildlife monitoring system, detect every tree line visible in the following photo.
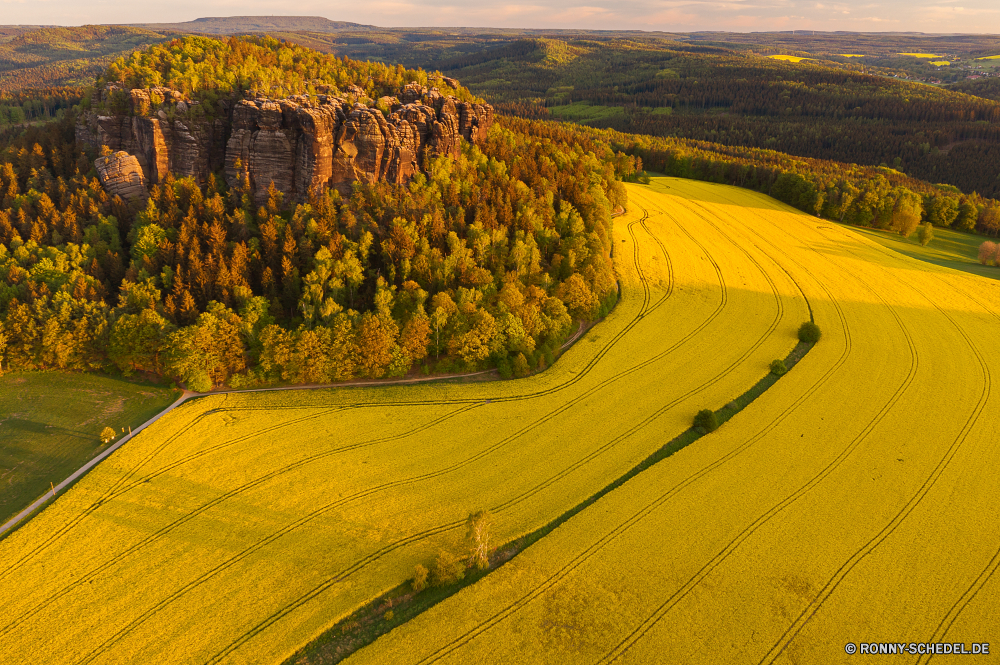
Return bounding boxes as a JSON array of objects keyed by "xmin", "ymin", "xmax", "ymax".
[
  {"xmin": 0, "ymin": 88, "xmax": 83, "ymax": 126},
  {"xmin": 507, "ymin": 117, "xmax": 1000, "ymax": 236}
]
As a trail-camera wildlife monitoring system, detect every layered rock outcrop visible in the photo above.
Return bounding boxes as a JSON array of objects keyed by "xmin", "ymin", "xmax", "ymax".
[
  {"xmin": 78, "ymin": 81, "xmax": 494, "ymax": 205},
  {"xmin": 94, "ymin": 151, "xmax": 149, "ymax": 202}
]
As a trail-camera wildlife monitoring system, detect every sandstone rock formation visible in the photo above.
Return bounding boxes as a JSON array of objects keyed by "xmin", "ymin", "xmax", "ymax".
[
  {"xmin": 78, "ymin": 81, "xmax": 494, "ymax": 205},
  {"xmin": 94, "ymin": 151, "xmax": 148, "ymax": 202}
]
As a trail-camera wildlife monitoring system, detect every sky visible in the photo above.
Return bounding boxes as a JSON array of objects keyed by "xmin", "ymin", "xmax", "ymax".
[{"xmin": 3, "ymin": 0, "xmax": 1000, "ymax": 34}]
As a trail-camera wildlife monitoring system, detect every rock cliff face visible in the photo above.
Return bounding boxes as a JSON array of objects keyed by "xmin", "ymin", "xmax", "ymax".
[
  {"xmin": 94, "ymin": 151, "xmax": 149, "ymax": 202},
  {"xmin": 78, "ymin": 82, "xmax": 494, "ymax": 204}
]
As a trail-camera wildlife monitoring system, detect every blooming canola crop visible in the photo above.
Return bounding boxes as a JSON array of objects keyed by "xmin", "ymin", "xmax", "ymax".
[
  {"xmin": 346, "ymin": 178, "xmax": 1000, "ymax": 665},
  {"xmin": 0, "ymin": 178, "xmax": 808, "ymax": 664}
]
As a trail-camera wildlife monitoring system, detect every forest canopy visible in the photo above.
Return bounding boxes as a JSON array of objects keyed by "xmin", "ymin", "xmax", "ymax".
[
  {"xmin": 97, "ymin": 35, "xmax": 479, "ymax": 103},
  {"xmin": 0, "ymin": 36, "xmax": 625, "ymax": 389}
]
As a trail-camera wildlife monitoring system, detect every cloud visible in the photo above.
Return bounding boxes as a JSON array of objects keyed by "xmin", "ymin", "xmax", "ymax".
[{"xmin": 2, "ymin": 0, "xmax": 1000, "ymax": 32}]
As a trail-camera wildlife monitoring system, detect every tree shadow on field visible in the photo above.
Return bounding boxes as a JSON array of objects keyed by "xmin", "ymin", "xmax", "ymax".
[
  {"xmin": 801, "ymin": 238, "xmax": 1000, "ymax": 287},
  {"xmin": 0, "ymin": 417, "xmax": 91, "ymax": 440}
]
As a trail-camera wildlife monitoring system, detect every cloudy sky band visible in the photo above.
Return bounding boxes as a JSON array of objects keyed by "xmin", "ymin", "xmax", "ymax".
[{"xmin": 2, "ymin": 0, "xmax": 999, "ymax": 36}]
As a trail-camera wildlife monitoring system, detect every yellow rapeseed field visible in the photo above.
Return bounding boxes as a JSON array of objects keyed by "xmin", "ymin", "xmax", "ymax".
[
  {"xmin": 898, "ymin": 53, "xmax": 942, "ymax": 58},
  {"xmin": 767, "ymin": 55, "xmax": 812, "ymax": 63},
  {"xmin": 346, "ymin": 177, "xmax": 1000, "ymax": 665},
  {"xmin": 0, "ymin": 181, "xmax": 808, "ymax": 664}
]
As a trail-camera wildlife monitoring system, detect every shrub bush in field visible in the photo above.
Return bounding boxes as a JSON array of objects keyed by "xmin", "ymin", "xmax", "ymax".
[
  {"xmin": 918, "ymin": 222, "xmax": 935, "ymax": 247},
  {"xmin": 978, "ymin": 241, "xmax": 998, "ymax": 266},
  {"xmin": 432, "ymin": 550, "xmax": 466, "ymax": 587},
  {"xmin": 693, "ymin": 409, "xmax": 718, "ymax": 433},
  {"xmin": 770, "ymin": 359, "xmax": 788, "ymax": 376},
  {"xmin": 412, "ymin": 564, "xmax": 429, "ymax": 592},
  {"xmin": 798, "ymin": 321, "xmax": 821, "ymax": 343}
]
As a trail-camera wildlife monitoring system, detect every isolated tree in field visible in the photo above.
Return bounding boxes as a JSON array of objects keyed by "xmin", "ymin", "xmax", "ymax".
[
  {"xmin": 694, "ymin": 409, "xmax": 718, "ymax": 433},
  {"xmin": 978, "ymin": 241, "xmax": 998, "ymax": 266},
  {"xmin": 798, "ymin": 321, "xmax": 821, "ymax": 344},
  {"xmin": 100, "ymin": 427, "xmax": 117, "ymax": 444},
  {"xmin": 412, "ymin": 564, "xmax": 429, "ymax": 592},
  {"xmin": 890, "ymin": 190, "xmax": 923, "ymax": 238},
  {"xmin": 431, "ymin": 549, "xmax": 466, "ymax": 586},
  {"xmin": 770, "ymin": 359, "xmax": 788, "ymax": 376},
  {"xmin": 466, "ymin": 510, "xmax": 493, "ymax": 570},
  {"xmin": 918, "ymin": 222, "xmax": 934, "ymax": 247}
]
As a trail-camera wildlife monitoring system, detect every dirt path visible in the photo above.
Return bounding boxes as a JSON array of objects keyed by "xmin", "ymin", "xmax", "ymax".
[
  {"xmin": 0, "ymin": 390, "xmax": 192, "ymax": 537},
  {"xmin": 0, "ymin": 368, "xmax": 502, "ymax": 537}
]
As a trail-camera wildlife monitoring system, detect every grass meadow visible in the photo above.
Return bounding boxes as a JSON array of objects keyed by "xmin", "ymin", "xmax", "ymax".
[
  {"xmin": 0, "ymin": 373, "xmax": 178, "ymax": 527},
  {"xmin": 846, "ymin": 222, "xmax": 1000, "ymax": 280}
]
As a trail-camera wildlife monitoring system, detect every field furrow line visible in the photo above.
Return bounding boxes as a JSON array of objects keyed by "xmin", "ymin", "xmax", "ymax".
[
  {"xmin": 758, "ymin": 245, "xmax": 993, "ymax": 665},
  {"xmin": 74, "ymin": 204, "xmax": 731, "ymax": 665},
  {"xmin": 347, "ymin": 189, "xmax": 840, "ymax": 665}
]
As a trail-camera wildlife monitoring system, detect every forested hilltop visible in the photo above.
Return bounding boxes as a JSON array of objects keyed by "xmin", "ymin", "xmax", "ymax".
[
  {"xmin": 0, "ymin": 26, "xmax": 174, "ymax": 94},
  {"xmin": 0, "ymin": 37, "xmax": 624, "ymax": 390}
]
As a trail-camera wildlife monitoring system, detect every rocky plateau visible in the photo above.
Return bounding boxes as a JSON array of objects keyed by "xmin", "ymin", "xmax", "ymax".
[{"xmin": 77, "ymin": 81, "xmax": 494, "ymax": 205}]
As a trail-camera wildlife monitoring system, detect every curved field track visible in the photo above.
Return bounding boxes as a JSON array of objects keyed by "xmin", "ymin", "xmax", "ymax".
[
  {"xmin": 0, "ymin": 182, "xmax": 807, "ymax": 665},
  {"xmin": 345, "ymin": 177, "xmax": 1000, "ymax": 665}
]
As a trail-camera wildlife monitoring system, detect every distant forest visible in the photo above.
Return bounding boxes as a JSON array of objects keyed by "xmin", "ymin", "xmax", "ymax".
[
  {"xmin": 4, "ymin": 25, "xmax": 1000, "ymax": 196},
  {"xmin": 393, "ymin": 38, "xmax": 1000, "ymax": 198}
]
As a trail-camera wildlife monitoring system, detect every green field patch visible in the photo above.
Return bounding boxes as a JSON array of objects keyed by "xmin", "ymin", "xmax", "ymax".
[
  {"xmin": 0, "ymin": 373, "xmax": 178, "ymax": 526},
  {"xmin": 548, "ymin": 101, "xmax": 626, "ymax": 123},
  {"xmin": 842, "ymin": 223, "xmax": 1000, "ymax": 280}
]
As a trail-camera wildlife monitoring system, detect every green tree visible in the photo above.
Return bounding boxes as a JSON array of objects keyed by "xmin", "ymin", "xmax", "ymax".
[
  {"xmin": 890, "ymin": 189, "xmax": 923, "ymax": 238},
  {"xmin": 918, "ymin": 222, "xmax": 935, "ymax": 247},
  {"xmin": 798, "ymin": 321, "xmax": 822, "ymax": 343},
  {"xmin": 108, "ymin": 309, "xmax": 173, "ymax": 375},
  {"xmin": 694, "ymin": 409, "xmax": 718, "ymax": 433},
  {"xmin": 431, "ymin": 550, "xmax": 466, "ymax": 586},
  {"xmin": 412, "ymin": 564, "xmax": 429, "ymax": 592}
]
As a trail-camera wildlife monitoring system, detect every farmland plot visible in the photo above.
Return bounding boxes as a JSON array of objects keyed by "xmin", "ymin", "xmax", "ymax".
[
  {"xmin": 0, "ymin": 182, "xmax": 807, "ymax": 665},
  {"xmin": 345, "ymin": 178, "xmax": 1000, "ymax": 665}
]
